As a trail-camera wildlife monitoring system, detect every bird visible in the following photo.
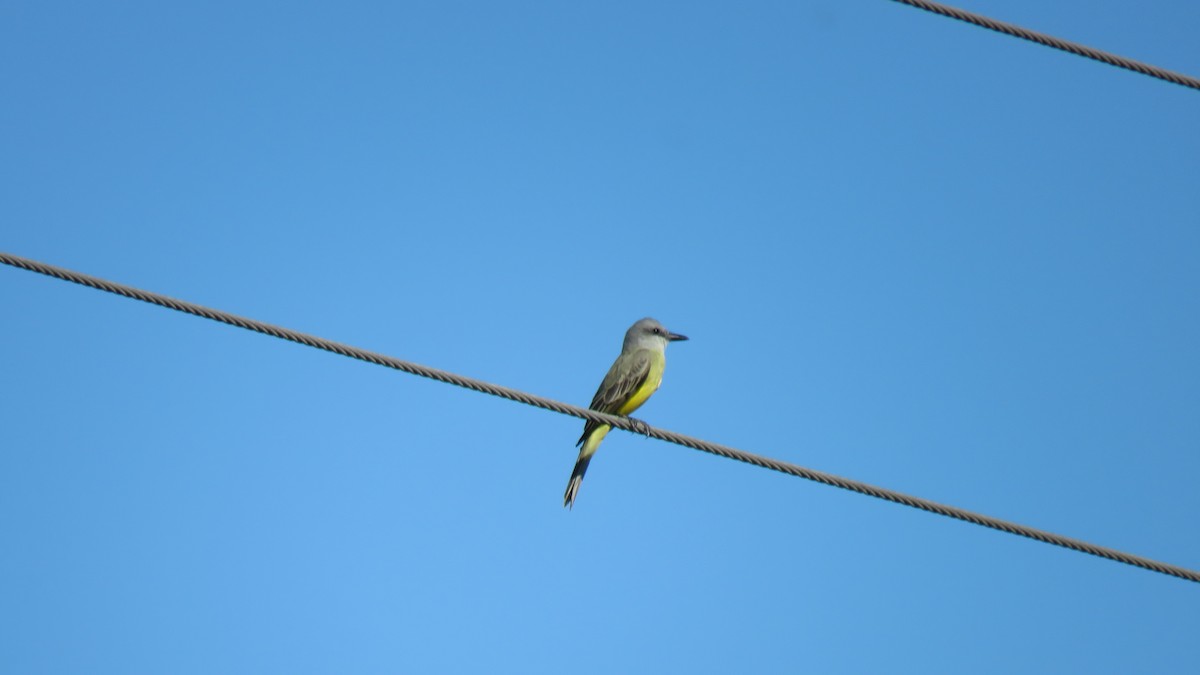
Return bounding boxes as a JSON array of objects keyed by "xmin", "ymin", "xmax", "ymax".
[{"xmin": 564, "ymin": 317, "xmax": 688, "ymax": 508}]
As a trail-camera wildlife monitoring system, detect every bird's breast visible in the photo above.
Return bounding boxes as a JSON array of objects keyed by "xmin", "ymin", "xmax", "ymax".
[{"xmin": 617, "ymin": 354, "xmax": 666, "ymax": 415}]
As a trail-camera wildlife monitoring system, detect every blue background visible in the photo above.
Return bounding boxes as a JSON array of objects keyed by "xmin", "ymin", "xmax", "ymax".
[{"xmin": 3, "ymin": 2, "xmax": 1198, "ymax": 672}]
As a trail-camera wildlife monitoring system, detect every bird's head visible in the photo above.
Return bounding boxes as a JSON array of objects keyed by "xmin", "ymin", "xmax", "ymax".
[{"xmin": 624, "ymin": 317, "xmax": 688, "ymax": 351}]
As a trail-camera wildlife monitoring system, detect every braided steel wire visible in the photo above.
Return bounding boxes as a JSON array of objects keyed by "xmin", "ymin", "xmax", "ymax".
[
  {"xmin": 891, "ymin": 0, "xmax": 1200, "ymax": 91},
  {"xmin": 3, "ymin": 251, "xmax": 1197, "ymax": 583}
]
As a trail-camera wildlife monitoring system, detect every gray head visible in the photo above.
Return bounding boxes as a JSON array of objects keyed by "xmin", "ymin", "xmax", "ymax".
[{"xmin": 622, "ymin": 317, "xmax": 688, "ymax": 352}]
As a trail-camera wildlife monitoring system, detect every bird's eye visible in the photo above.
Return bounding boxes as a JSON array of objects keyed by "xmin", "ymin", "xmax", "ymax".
[{"xmin": 652, "ymin": 327, "xmax": 661, "ymax": 334}]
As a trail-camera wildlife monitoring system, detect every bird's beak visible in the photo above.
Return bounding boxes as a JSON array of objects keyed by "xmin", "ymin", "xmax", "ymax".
[{"xmin": 667, "ymin": 331, "xmax": 688, "ymax": 342}]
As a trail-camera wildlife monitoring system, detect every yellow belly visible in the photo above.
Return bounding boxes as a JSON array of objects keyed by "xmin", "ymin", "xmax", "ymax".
[{"xmin": 617, "ymin": 353, "xmax": 665, "ymax": 415}]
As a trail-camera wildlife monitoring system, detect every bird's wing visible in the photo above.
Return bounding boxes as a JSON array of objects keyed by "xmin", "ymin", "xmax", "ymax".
[{"xmin": 576, "ymin": 349, "xmax": 654, "ymax": 447}]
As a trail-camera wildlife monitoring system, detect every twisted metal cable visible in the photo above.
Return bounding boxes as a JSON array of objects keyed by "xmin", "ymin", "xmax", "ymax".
[
  {"xmin": 891, "ymin": 0, "xmax": 1200, "ymax": 91},
  {"xmin": 3, "ymin": 250, "xmax": 1198, "ymax": 584}
]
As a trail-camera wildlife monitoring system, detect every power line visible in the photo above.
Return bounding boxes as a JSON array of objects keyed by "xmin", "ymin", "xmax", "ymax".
[
  {"xmin": 3, "ymin": 250, "xmax": 1198, "ymax": 584},
  {"xmin": 890, "ymin": 0, "xmax": 1200, "ymax": 91}
]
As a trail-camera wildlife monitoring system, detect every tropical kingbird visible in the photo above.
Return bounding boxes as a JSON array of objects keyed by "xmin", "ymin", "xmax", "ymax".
[{"xmin": 564, "ymin": 317, "xmax": 688, "ymax": 508}]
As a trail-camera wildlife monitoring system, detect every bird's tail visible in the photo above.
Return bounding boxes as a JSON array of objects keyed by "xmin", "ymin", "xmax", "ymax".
[
  {"xmin": 563, "ymin": 454, "xmax": 593, "ymax": 509},
  {"xmin": 563, "ymin": 425, "xmax": 611, "ymax": 509}
]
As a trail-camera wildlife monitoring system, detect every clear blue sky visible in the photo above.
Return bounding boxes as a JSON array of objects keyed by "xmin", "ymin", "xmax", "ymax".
[{"xmin": 3, "ymin": 2, "xmax": 1198, "ymax": 673}]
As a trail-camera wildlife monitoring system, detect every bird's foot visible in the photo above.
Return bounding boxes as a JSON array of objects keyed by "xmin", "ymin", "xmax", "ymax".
[{"xmin": 628, "ymin": 417, "xmax": 652, "ymax": 437}]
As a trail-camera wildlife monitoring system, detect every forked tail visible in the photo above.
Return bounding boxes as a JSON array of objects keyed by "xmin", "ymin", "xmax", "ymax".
[
  {"xmin": 563, "ymin": 453, "xmax": 593, "ymax": 509},
  {"xmin": 563, "ymin": 425, "xmax": 611, "ymax": 509}
]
